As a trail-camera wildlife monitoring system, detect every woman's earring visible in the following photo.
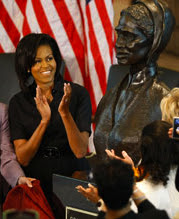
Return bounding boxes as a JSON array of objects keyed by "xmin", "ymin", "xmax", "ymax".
[{"xmin": 27, "ymin": 70, "xmax": 30, "ymax": 73}]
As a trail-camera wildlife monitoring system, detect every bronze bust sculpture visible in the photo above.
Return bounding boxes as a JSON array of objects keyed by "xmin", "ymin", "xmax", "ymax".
[{"xmin": 94, "ymin": 0, "xmax": 175, "ymax": 164}]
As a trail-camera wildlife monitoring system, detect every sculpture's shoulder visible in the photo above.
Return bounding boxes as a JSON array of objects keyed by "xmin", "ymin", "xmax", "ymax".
[
  {"xmin": 151, "ymin": 77, "xmax": 170, "ymax": 98},
  {"xmin": 99, "ymin": 85, "xmax": 118, "ymax": 106},
  {"xmin": 95, "ymin": 73, "xmax": 129, "ymax": 120}
]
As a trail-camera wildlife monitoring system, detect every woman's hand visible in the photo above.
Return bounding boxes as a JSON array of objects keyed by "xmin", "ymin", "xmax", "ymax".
[
  {"xmin": 34, "ymin": 85, "xmax": 51, "ymax": 123},
  {"xmin": 18, "ymin": 176, "xmax": 36, "ymax": 187},
  {"xmin": 106, "ymin": 149, "xmax": 134, "ymax": 168},
  {"xmin": 168, "ymin": 127, "xmax": 173, "ymax": 138},
  {"xmin": 76, "ymin": 183, "xmax": 100, "ymax": 204},
  {"xmin": 58, "ymin": 83, "xmax": 72, "ymax": 117}
]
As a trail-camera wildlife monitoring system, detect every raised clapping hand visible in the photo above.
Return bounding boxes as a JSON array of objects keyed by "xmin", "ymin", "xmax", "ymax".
[
  {"xmin": 76, "ymin": 183, "xmax": 100, "ymax": 204},
  {"xmin": 34, "ymin": 85, "xmax": 51, "ymax": 123},
  {"xmin": 105, "ymin": 149, "xmax": 134, "ymax": 168},
  {"xmin": 58, "ymin": 83, "xmax": 72, "ymax": 116}
]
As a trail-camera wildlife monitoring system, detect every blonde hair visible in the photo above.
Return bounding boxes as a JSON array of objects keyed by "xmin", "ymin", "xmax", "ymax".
[
  {"xmin": 160, "ymin": 88, "xmax": 179, "ymax": 125},
  {"xmin": 173, "ymin": 211, "xmax": 179, "ymax": 219}
]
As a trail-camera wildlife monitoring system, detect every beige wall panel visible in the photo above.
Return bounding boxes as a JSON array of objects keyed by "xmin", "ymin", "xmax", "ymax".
[
  {"xmin": 166, "ymin": 28, "xmax": 179, "ymax": 56},
  {"xmin": 113, "ymin": 0, "xmax": 132, "ymax": 28}
]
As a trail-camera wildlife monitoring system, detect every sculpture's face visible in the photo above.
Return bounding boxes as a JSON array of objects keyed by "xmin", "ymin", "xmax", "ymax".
[{"xmin": 115, "ymin": 13, "xmax": 152, "ymax": 65}]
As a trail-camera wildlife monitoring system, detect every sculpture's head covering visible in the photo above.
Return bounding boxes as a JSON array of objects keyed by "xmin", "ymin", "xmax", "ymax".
[{"xmin": 123, "ymin": 0, "xmax": 175, "ymax": 64}]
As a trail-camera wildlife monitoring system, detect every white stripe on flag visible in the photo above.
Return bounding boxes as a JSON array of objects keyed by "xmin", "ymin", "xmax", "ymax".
[
  {"xmin": 0, "ymin": 21, "xmax": 16, "ymax": 52},
  {"xmin": 26, "ymin": 0, "xmax": 41, "ymax": 33},
  {"xmin": 64, "ymin": 0, "xmax": 84, "ymax": 44},
  {"xmin": 89, "ymin": 1, "xmax": 111, "ymax": 80},
  {"xmin": 80, "ymin": 3, "xmax": 103, "ymax": 105},
  {"xmin": 2, "ymin": 0, "xmax": 24, "ymax": 34},
  {"xmin": 104, "ymin": 0, "xmax": 114, "ymax": 28}
]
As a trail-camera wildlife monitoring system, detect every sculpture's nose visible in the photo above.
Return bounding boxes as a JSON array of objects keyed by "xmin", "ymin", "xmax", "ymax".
[{"xmin": 115, "ymin": 34, "xmax": 126, "ymax": 49}]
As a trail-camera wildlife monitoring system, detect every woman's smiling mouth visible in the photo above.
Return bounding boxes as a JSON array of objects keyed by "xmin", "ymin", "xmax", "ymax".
[{"xmin": 41, "ymin": 70, "xmax": 51, "ymax": 75}]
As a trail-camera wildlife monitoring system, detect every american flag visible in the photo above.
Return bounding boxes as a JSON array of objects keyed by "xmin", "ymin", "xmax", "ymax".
[{"xmin": 0, "ymin": 0, "xmax": 116, "ymax": 151}]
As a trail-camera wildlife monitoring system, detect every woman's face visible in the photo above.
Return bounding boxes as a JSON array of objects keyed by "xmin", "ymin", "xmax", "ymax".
[
  {"xmin": 31, "ymin": 44, "xmax": 57, "ymax": 86},
  {"xmin": 115, "ymin": 13, "xmax": 152, "ymax": 65}
]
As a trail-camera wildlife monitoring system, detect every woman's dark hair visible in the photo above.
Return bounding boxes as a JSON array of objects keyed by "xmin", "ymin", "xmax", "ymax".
[
  {"xmin": 137, "ymin": 120, "xmax": 179, "ymax": 186},
  {"xmin": 15, "ymin": 33, "xmax": 62, "ymax": 91},
  {"xmin": 94, "ymin": 159, "xmax": 134, "ymax": 210}
]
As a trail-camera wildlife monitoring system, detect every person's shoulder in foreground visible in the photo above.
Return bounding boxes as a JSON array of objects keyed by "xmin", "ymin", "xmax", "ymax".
[{"xmin": 97, "ymin": 199, "xmax": 170, "ymax": 219}]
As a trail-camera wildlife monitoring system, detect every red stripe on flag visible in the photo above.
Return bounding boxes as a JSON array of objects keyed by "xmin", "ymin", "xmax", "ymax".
[
  {"xmin": 64, "ymin": 67, "xmax": 72, "ymax": 82},
  {"xmin": 0, "ymin": 1, "xmax": 20, "ymax": 48},
  {"xmin": 0, "ymin": 44, "xmax": 4, "ymax": 53},
  {"xmin": 15, "ymin": 0, "xmax": 31, "ymax": 36},
  {"xmin": 15, "ymin": 0, "xmax": 27, "ymax": 14},
  {"xmin": 86, "ymin": 5, "xmax": 107, "ymax": 95},
  {"xmin": 22, "ymin": 17, "xmax": 31, "ymax": 36},
  {"xmin": 31, "ymin": 0, "xmax": 55, "ymax": 38},
  {"xmin": 52, "ymin": 0, "xmax": 86, "ymax": 84},
  {"xmin": 95, "ymin": 1, "xmax": 114, "ymax": 63},
  {"xmin": 86, "ymin": 69, "xmax": 97, "ymax": 116}
]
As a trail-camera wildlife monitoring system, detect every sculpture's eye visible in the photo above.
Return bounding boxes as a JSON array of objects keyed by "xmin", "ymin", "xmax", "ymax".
[
  {"xmin": 118, "ymin": 31, "xmax": 135, "ymax": 43},
  {"xmin": 124, "ymin": 31, "xmax": 136, "ymax": 42}
]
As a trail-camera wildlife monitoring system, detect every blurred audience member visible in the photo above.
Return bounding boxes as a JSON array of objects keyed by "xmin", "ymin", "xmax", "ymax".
[
  {"xmin": 160, "ymin": 88, "xmax": 179, "ymax": 191},
  {"xmin": 0, "ymin": 102, "xmax": 35, "ymax": 188},
  {"xmin": 77, "ymin": 158, "xmax": 169, "ymax": 219},
  {"xmin": 160, "ymin": 88, "xmax": 179, "ymax": 125},
  {"xmin": 136, "ymin": 121, "xmax": 179, "ymax": 218},
  {"xmin": 107, "ymin": 120, "xmax": 179, "ymax": 218}
]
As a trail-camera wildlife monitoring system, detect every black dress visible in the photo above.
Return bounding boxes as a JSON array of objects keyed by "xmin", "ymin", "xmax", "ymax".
[{"xmin": 8, "ymin": 78, "xmax": 92, "ymax": 200}]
